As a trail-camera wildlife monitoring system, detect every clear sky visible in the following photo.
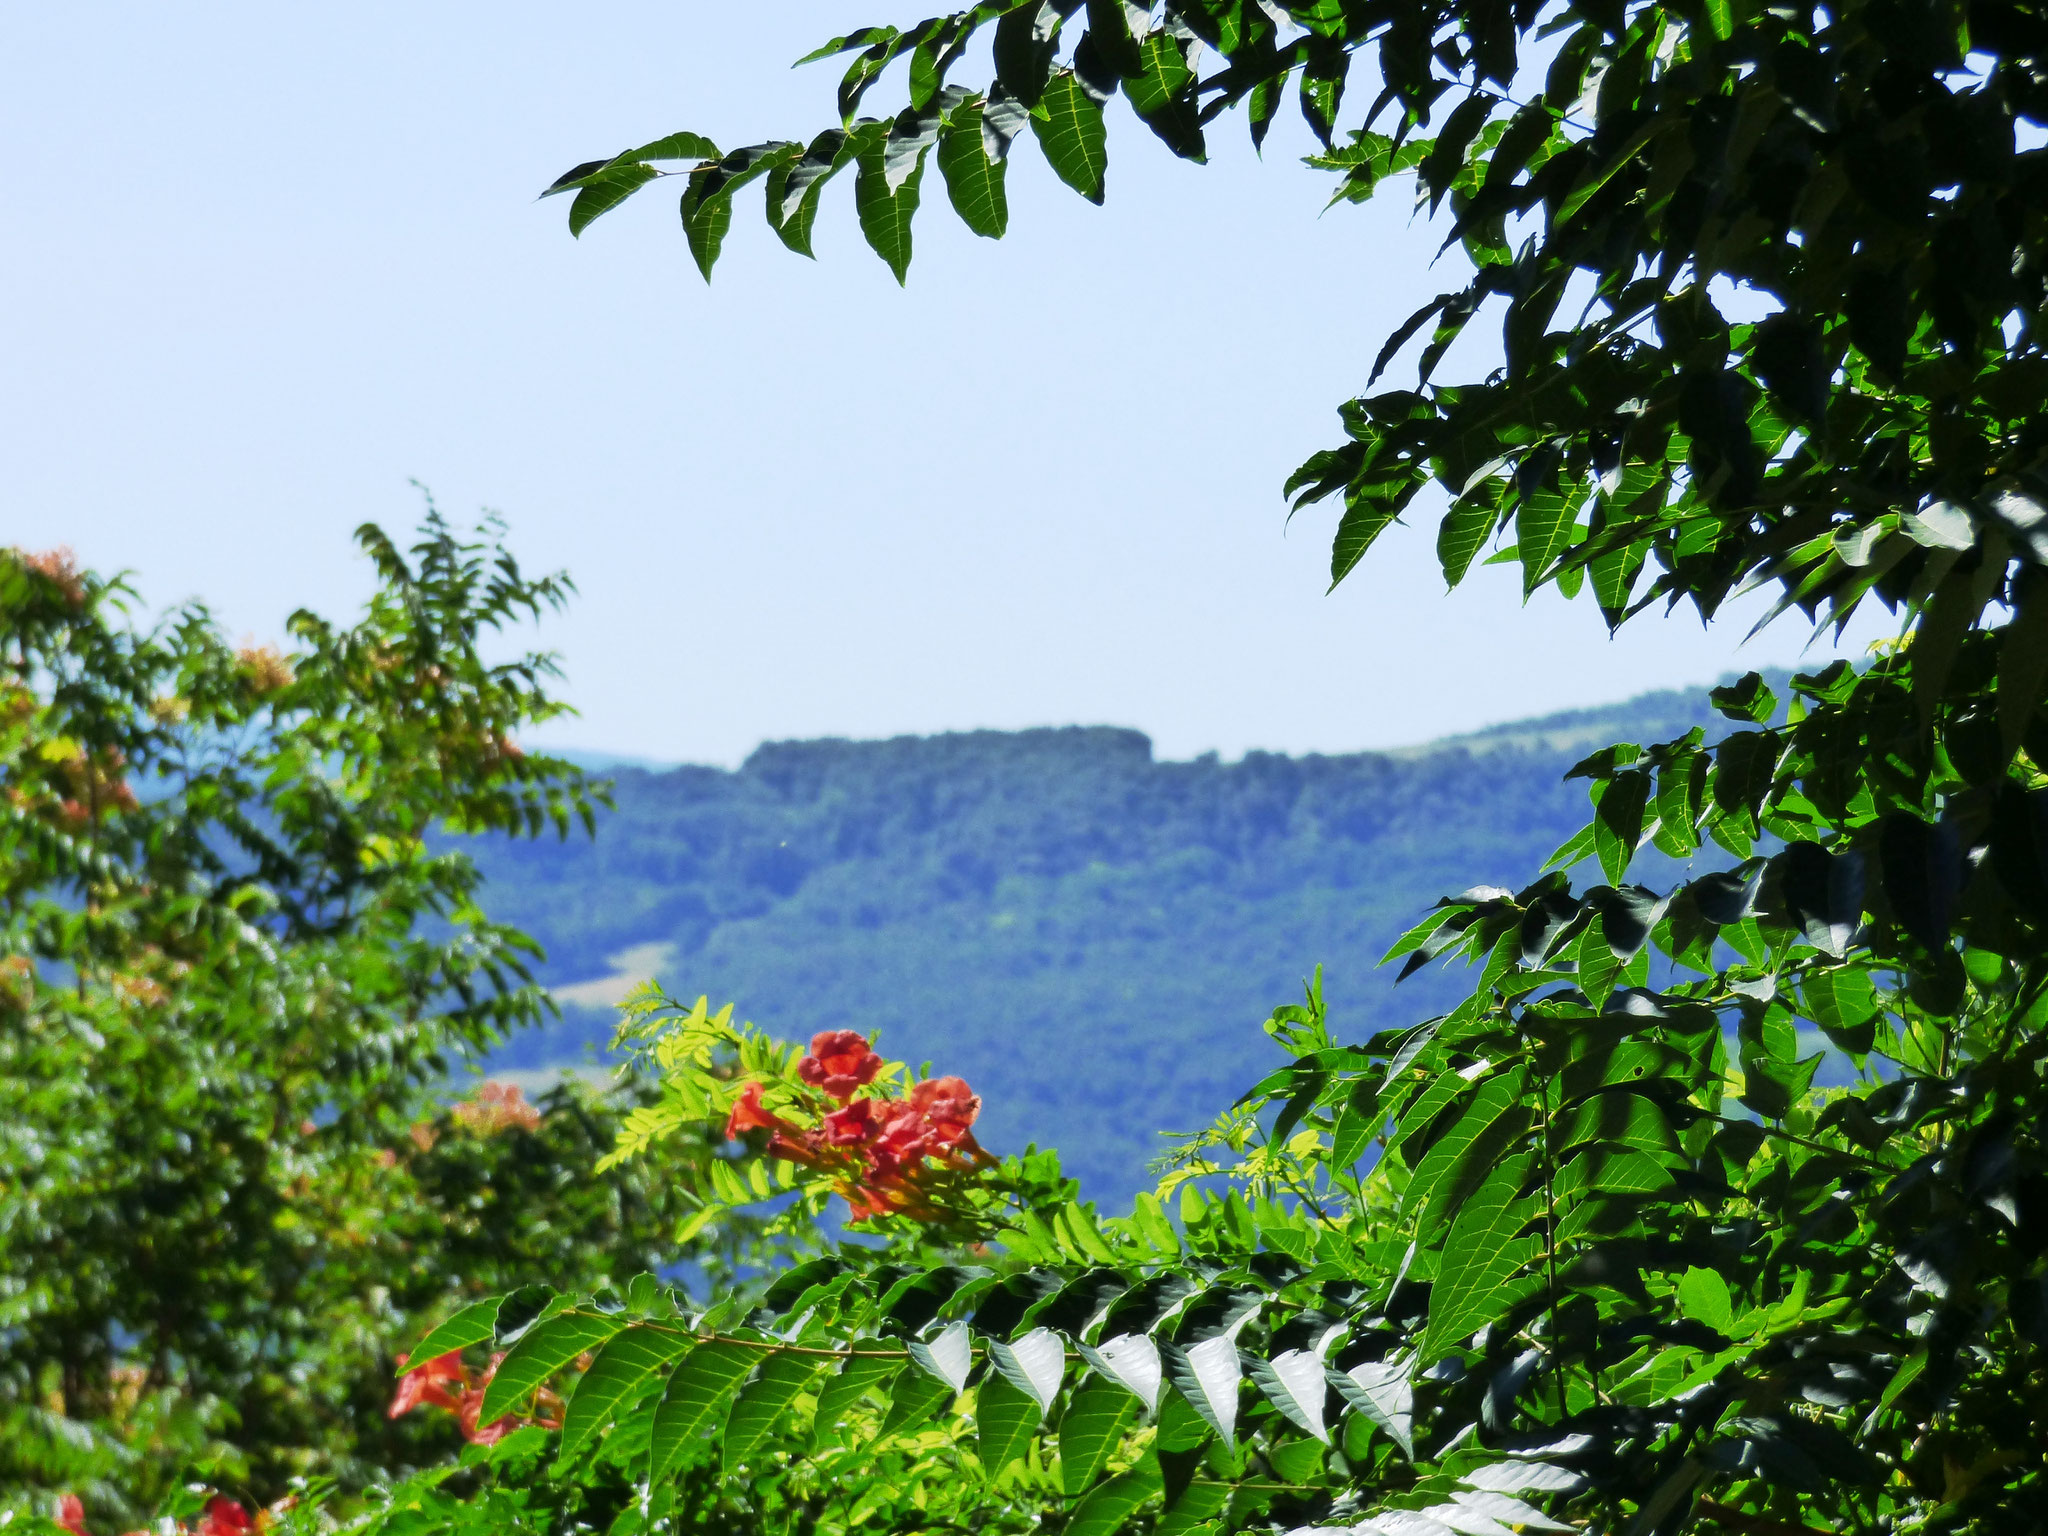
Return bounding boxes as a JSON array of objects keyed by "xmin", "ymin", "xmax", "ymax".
[{"xmin": 3, "ymin": 5, "xmax": 1888, "ymax": 765}]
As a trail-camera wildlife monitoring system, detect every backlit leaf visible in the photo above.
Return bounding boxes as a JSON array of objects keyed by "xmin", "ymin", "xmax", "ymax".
[
  {"xmin": 477, "ymin": 1310, "xmax": 626, "ymax": 1424},
  {"xmin": 401, "ymin": 1298, "xmax": 502, "ymax": 1369},
  {"xmin": 855, "ymin": 136, "xmax": 928, "ymax": 282},
  {"xmin": 650, "ymin": 1340, "xmax": 756, "ymax": 1482},
  {"xmin": 724, "ymin": 1349, "xmax": 822, "ymax": 1468},
  {"xmin": 814, "ymin": 1351, "xmax": 903, "ymax": 1430},
  {"xmin": 1065, "ymin": 1462, "xmax": 1163, "ymax": 1536},
  {"xmin": 1061, "ymin": 1374, "xmax": 1138, "ymax": 1495},
  {"xmin": 568, "ymin": 163, "xmax": 659, "ymax": 237},
  {"xmin": 557, "ymin": 1323, "xmax": 692, "ymax": 1461},
  {"xmin": 1676, "ymin": 1266, "xmax": 1735, "ymax": 1333},
  {"xmin": 879, "ymin": 1364, "xmax": 957, "ymax": 1438},
  {"xmin": 1417, "ymin": 1159, "xmax": 1541, "ymax": 1358},
  {"xmin": 976, "ymin": 1366, "xmax": 1040, "ymax": 1471},
  {"xmin": 1516, "ymin": 486, "xmax": 1574, "ymax": 592},
  {"xmin": 1031, "ymin": 72, "xmax": 1108, "ymax": 203},
  {"xmin": 937, "ymin": 100, "xmax": 1008, "ymax": 237}
]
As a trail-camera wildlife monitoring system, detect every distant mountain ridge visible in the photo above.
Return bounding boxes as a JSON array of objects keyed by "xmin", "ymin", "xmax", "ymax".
[{"xmin": 473, "ymin": 679, "xmax": 1749, "ymax": 1199}]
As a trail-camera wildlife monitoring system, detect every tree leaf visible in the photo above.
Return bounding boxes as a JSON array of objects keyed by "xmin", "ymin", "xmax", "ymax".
[
  {"xmin": 678, "ymin": 145, "xmax": 795, "ymax": 281},
  {"xmin": 724, "ymin": 1349, "xmax": 822, "ymax": 1469},
  {"xmin": 556, "ymin": 1323, "xmax": 693, "ymax": 1461},
  {"xmin": 814, "ymin": 1351, "xmax": 903, "ymax": 1430},
  {"xmin": 1031, "ymin": 72, "xmax": 1108, "ymax": 203},
  {"xmin": 569, "ymin": 163, "xmax": 660, "ymax": 237},
  {"xmin": 2000, "ymin": 564, "xmax": 2048, "ymax": 757},
  {"xmin": 1448, "ymin": 1491, "xmax": 1575, "ymax": 1532},
  {"xmin": 908, "ymin": 1319, "xmax": 975, "ymax": 1392},
  {"xmin": 1061, "ymin": 1374, "xmax": 1138, "ymax": 1495},
  {"xmin": 1247, "ymin": 1347, "xmax": 1333, "ymax": 1442},
  {"xmin": 1124, "ymin": 32, "xmax": 1205, "ymax": 160},
  {"xmin": 1593, "ymin": 769, "xmax": 1650, "ymax": 884},
  {"xmin": 1331, "ymin": 1357, "xmax": 1413, "ymax": 1458},
  {"xmin": 1066, "ymin": 1462, "xmax": 1163, "ymax": 1536},
  {"xmin": 477, "ymin": 1310, "xmax": 626, "ymax": 1424},
  {"xmin": 1331, "ymin": 1082, "xmax": 1381, "ymax": 1171},
  {"xmin": 976, "ymin": 1365, "xmax": 1041, "ymax": 1471},
  {"xmin": 1331, "ymin": 502, "xmax": 1408, "ymax": 590},
  {"xmin": 1800, "ymin": 966, "xmax": 1881, "ymax": 1055},
  {"xmin": 401, "ymin": 1298, "xmax": 502, "ymax": 1369},
  {"xmin": 879, "ymin": 1363, "xmax": 958, "ymax": 1438},
  {"xmin": 1438, "ymin": 495, "xmax": 1504, "ymax": 586},
  {"xmin": 542, "ymin": 157, "xmax": 620, "ymax": 196},
  {"xmin": 1515, "ymin": 485, "xmax": 1575, "ymax": 593},
  {"xmin": 1160, "ymin": 1334, "xmax": 1241, "ymax": 1443},
  {"xmin": 1079, "ymin": 1333, "xmax": 1164, "ymax": 1411},
  {"xmin": 1554, "ymin": 1143, "xmax": 1676, "ymax": 1199},
  {"xmin": 982, "ymin": 86, "xmax": 1030, "ymax": 161},
  {"xmin": 988, "ymin": 1326, "xmax": 1066, "ymax": 1413},
  {"xmin": 1558, "ymin": 1092, "xmax": 1676, "ymax": 1155},
  {"xmin": 1676, "ymin": 1266, "xmax": 1735, "ymax": 1333},
  {"xmin": 993, "ymin": 0, "xmax": 1061, "ymax": 108},
  {"xmin": 649, "ymin": 1340, "xmax": 756, "ymax": 1482},
  {"xmin": 1575, "ymin": 916, "xmax": 1623, "ymax": 1009},
  {"xmin": 1459, "ymin": 1461, "xmax": 1585, "ymax": 1495},
  {"xmin": 1416, "ymin": 1161, "xmax": 1541, "ymax": 1358},
  {"xmin": 621, "ymin": 130, "xmax": 721, "ymax": 163},
  {"xmin": 1402, "ymin": 1066, "xmax": 1532, "ymax": 1241},
  {"xmin": 765, "ymin": 130, "xmax": 853, "ymax": 257},
  {"xmin": 855, "ymin": 135, "xmax": 929, "ymax": 282},
  {"xmin": 937, "ymin": 100, "xmax": 1008, "ymax": 237}
]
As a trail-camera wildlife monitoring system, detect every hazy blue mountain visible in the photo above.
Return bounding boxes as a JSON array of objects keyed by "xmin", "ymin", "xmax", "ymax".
[{"xmin": 475, "ymin": 683, "xmax": 1738, "ymax": 1201}]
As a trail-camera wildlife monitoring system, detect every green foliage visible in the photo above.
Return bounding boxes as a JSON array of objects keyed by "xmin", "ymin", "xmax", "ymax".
[
  {"xmin": 464, "ymin": 0, "xmax": 2048, "ymax": 1529},
  {"xmin": 0, "ymin": 523, "xmax": 793, "ymax": 1519}
]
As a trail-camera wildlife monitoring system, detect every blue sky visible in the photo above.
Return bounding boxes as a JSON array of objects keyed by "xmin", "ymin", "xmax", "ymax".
[{"xmin": 4, "ymin": 5, "xmax": 1888, "ymax": 765}]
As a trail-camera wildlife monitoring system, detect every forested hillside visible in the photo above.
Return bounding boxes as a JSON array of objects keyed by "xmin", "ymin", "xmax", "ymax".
[{"xmin": 477, "ymin": 683, "xmax": 1729, "ymax": 1198}]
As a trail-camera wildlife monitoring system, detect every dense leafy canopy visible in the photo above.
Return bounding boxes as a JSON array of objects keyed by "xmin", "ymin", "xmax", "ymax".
[
  {"xmin": 413, "ymin": 0, "xmax": 2048, "ymax": 1531},
  {"xmin": 23, "ymin": 0, "xmax": 2048, "ymax": 1529},
  {"xmin": 0, "ymin": 525, "xmax": 794, "ymax": 1517}
]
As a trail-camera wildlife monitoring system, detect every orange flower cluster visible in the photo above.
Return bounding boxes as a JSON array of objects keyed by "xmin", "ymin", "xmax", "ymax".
[
  {"xmin": 725, "ymin": 1030, "xmax": 987, "ymax": 1222},
  {"xmin": 452, "ymin": 1080, "xmax": 542, "ymax": 1135},
  {"xmin": 388, "ymin": 1349, "xmax": 563, "ymax": 1446},
  {"xmin": 234, "ymin": 643, "xmax": 296, "ymax": 694},
  {"xmin": 14, "ymin": 546, "xmax": 85, "ymax": 608},
  {"xmin": 32, "ymin": 744, "xmax": 141, "ymax": 830},
  {"xmin": 56, "ymin": 1492, "xmax": 252, "ymax": 1536}
]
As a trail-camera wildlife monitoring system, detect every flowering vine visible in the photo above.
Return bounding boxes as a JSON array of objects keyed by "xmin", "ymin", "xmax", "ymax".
[
  {"xmin": 724, "ymin": 1030, "xmax": 990, "ymax": 1223},
  {"xmin": 388, "ymin": 1350, "xmax": 564, "ymax": 1446},
  {"xmin": 54, "ymin": 1492, "xmax": 254, "ymax": 1536}
]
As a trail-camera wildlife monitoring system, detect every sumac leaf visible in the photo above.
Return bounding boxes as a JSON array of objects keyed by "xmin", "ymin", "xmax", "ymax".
[
  {"xmin": 650, "ymin": 1340, "xmax": 757, "ymax": 1481},
  {"xmin": 1061, "ymin": 1374, "xmax": 1138, "ymax": 1495},
  {"xmin": 1032, "ymin": 72, "xmax": 1108, "ymax": 203},
  {"xmin": 477, "ymin": 1310, "xmax": 625, "ymax": 1424},
  {"xmin": 557, "ymin": 1324, "xmax": 693, "ymax": 1461},
  {"xmin": 976, "ymin": 1366, "xmax": 1040, "ymax": 1471},
  {"xmin": 724, "ymin": 1350, "xmax": 822, "ymax": 1469}
]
